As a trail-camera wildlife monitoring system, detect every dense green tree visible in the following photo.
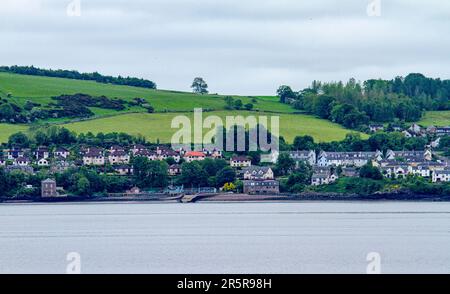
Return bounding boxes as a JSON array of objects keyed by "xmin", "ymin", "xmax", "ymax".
[
  {"xmin": 179, "ymin": 161, "xmax": 208, "ymax": 187},
  {"xmin": 8, "ymin": 132, "xmax": 31, "ymax": 147},
  {"xmin": 275, "ymin": 153, "xmax": 296, "ymax": 176},
  {"xmin": 76, "ymin": 176, "xmax": 91, "ymax": 196},
  {"xmin": 359, "ymin": 163, "xmax": 383, "ymax": 180},
  {"xmin": 277, "ymin": 85, "xmax": 296, "ymax": 103},
  {"xmin": 132, "ymin": 157, "xmax": 168, "ymax": 188},
  {"xmin": 191, "ymin": 77, "xmax": 208, "ymax": 94},
  {"xmin": 216, "ymin": 166, "xmax": 236, "ymax": 187},
  {"xmin": 313, "ymin": 95, "xmax": 334, "ymax": 119},
  {"xmin": 224, "ymin": 96, "xmax": 234, "ymax": 110},
  {"xmin": 293, "ymin": 136, "xmax": 315, "ymax": 150},
  {"xmin": 234, "ymin": 99, "xmax": 243, "ymax": 110},
  {"xmin": 0, "ymin": 104, "xmax": 15, "ymax": 120},
  {"xmin": 285, "ymin": 163, "xmax": 312, "ymax": 193},
  {"xmin": 244, "ymin": 103, "xmax": 254, "ymax": 111},
  {"xmin": 200, "ymin": 158, "xmax": 228, "ymax": 177}
]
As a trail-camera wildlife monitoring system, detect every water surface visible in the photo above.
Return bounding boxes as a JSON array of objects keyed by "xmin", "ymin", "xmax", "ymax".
[{"xmin": 0, "ymin": 201, "xmax": 449, "ymax": 274}]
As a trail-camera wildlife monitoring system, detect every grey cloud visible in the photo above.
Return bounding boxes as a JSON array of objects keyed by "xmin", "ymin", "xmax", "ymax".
[{"xmin": 0, "ymin": 0, "xmax": 449, "ymax": 94}]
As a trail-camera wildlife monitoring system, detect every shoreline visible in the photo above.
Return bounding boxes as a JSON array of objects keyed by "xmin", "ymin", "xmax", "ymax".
[{"xmin": 1, "ymin": 191, "xmax": 450, "ymax": 204}]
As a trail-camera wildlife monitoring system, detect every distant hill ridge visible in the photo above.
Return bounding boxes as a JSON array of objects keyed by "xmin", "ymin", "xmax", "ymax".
[{"xmin": 0, "ymin": 65, "xmax": 157, "ymax": 90}]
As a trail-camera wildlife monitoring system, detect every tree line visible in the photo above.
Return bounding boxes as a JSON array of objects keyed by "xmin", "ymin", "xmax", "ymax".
[
  {"xmin": 277, "ymin": 73, "xmax": 450, "ymax": 130},
  {"xmin": 0, "ymin": 65, "xmax": 157, "ymax": 89}
]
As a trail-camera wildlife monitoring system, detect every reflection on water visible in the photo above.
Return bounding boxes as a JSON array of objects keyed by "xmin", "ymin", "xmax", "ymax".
[{"xmin": 0, "ymin": 201, "xmax": 449, "ymax": 274}]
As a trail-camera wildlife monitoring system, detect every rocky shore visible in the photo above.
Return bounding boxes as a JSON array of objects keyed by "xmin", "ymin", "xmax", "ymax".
[
  {"xmin": 197, "ymin": 191, "xmax": 450, "ymax": 202},
  {"xmin": 1, "ymin": 190, "xmax": 450, "ymax": 204}
]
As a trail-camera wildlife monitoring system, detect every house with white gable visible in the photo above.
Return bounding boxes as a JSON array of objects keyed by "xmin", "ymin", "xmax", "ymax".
[
  {"xmin": 34, "ymin": 147, "xmax": 50, "ymax": 160},
  {"xmin": 242, "ymin": 166, "xmax": 274, "ymax": 180},
  {"xmin": 432, "ymin": 170, "xmax": 450, "ymax": 183},
  {"xmin": 37, "ymin": 158, "xmax": 50, "ymax": 167},
  {"xmin": 54, "ymin": 147, "xmax": 70, "ymax": 159},
  {"xmin": 287, "ymin": 150, "xmax": 316, "ymax": 167},
  {"xmin": 108, "ymin": 150, "xmax": 130, "ymax": 165},
  {"xmin": 83, "ymin": 148, "xmax": 105, "ymax": 166},
  {"xmin": 311, "ymin": 171, "xmax": 339, "ymax": 186},
  {"xmin": 317, "ymin": 151, "xmax": 382, "ymax": 167},
  {"xmin": 14, "ymin": 157, "xmax": 31, "ymax": 166},
  {"xmin": 230, "ymin": 156, "xmax": 252, "ymax": 168},
  {"xmin": 385, "ymin": 150, "xmax": 432, "ymax": 162},
  {"xmin": 381, "ymin": 164, "xmax": 409, "ymax": 179}
]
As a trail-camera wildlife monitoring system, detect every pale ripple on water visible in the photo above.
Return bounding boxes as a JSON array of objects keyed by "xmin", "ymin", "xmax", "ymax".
[{"xmin": 0, "ymin": 201, "xmax": 449, "ymax": 274}]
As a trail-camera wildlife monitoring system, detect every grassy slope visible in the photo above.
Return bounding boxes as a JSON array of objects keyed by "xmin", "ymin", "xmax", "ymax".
[
  {"xmin": 419, "ymin": 111, "xmax": 450, "ymax": 126},
  {"xmin": 0, "ymin": 124, "xmax": 28, "ymax": 143},
  {"xmin": 0, "ymin": 72, "xmax": 294, "ymax": 114},
  {"xmin": 0, "ymin": 72, "xmax": 366, "ymax": 143},
  {"xmin": 63, "ymin": 111, "xmax": 365, "ymax": 143}
]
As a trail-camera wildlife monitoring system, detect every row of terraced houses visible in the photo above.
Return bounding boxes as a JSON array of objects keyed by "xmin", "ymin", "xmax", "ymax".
[
  {"xmin": 277, "ymin": 148, "xmax": 450, "ymax": 185},
  {"xmin": 2, "ymin": 143, "xmax": 450, "ymax": 197}
]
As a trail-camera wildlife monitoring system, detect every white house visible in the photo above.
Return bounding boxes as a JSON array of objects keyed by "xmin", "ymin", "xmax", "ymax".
[
  {"xmin": 131, "ymin": 144, "xmax": 147, "ymax": 155},
  {"xmin": 435, "ymin": 127, "xmax": 450, "ymax": 137},
  {"xmin": 311, "ymin": 172, "xmax": 338, "ymax": 186},
  {"xmin": 318, "ymin": 151, "xmax": 382, "ymax": 167},
  {"xmin": 381, "ymin": 165, "xmax": 409, "ymax": 178},
  {"xmin": 260, "ymin": 151, "xmax": 280, "ymax": 164},
  {"xmin": 432, "ymin": 170, "xmax": 450, "ymax": 183},
  {"xmin": 243, "ymin": 166, "xmax": 274, "ymax": 180},
  {"xmin": 157, "ymin": 147, "xmax": 181, "ymax": 162},
  {"xmin": 230, "ymin": 156, "xmax": 252, "ymax": 168},
  {"xmin": 37, "ymin": 158, "xmax": 50, "ymax": 167},
  {"xmin": 34, "ymin": 147, "xmax": 50, "ymax": 160},
  {"xmin": 402, "ymin": 130, "xmax": 413, "ymax": 138},
  {"xmin": 14, "ymin": 157, "xmax": 31, "ymax": 166},
  {"xmin": 108, "ymin": 150, "xmax": 130, "ymax": 165},
  {"xmin": 202, "ymin": 147, "xmax": 223, "ymax": 159},
  {"xmin": 385, "ymin": 150, "xmax": 432, "ymax": 161},
  {"xmin": 369, "ymin": 124, "xmax": 384, "ymax": 133},
  {"xmin": 183, "ymin": 151, "xmax": 206, "ymax": 162},
  {"xmin": 288, "ymin": 150, "xmax": 316, "ymax": 166},
  {"xmin": 408, "ymin": 123, "xmax": 423, "ymax": 135},
  {"xmin": 408, "ymin": 165, "xmax": 431, "ymax": 178},
  {"xmin": 83, "ymin": 150, "xmax": 105, "ymax": 166},
  {"xmin": 113, "ymin": 165, "xmax": 134, "ymax": 176},
  {"xmin": 134, "ymin": 149, "xmax": 157, "ymax": 161},
  {"xmin": 5, "ymin": 148, "xmax": 24, "ymax": 160},
  {"xmin": 54, "ymin": 147, "xmax": 70, "ymax": 159}
]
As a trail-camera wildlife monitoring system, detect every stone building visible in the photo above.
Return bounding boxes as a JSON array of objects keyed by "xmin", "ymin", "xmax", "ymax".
[
  {"xmin": 41, "ymin": 178, "xmax": 58, "ymax": 197},
  {"xmin": 243, "ymin": 180, "xmax": 280, "ymax": 195}
]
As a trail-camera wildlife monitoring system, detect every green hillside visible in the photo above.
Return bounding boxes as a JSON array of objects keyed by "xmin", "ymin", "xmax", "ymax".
[
  {"xmin": 0, "ymin": 124, "xmax": 27, "ymax": 143},
  {"xmin": 0, "ymin": 72, "xmax": 367, "ymax": 143},
  {"xmin": 62, "ymin": 111, "xmax": 360, "ymax": 143},
  {"xmin": 419, "ymin": 111, "xmax": 450, "ymax": 126},
  {"xmin": 0, "ymin": 72, "xmax": 293, "ymax": 114}
]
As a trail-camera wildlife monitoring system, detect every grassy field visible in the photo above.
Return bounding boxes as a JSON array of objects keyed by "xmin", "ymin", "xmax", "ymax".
[
  {"xmin": 419, "ymin": 111, "xmax": 450, "ymax": 126},
  {"xmin": 0, "ymin": 72, "xmax": 367, "ymax": 144},
  {"xmin": 0, "ymin": 124, "xmax": 28, "ymax": 143},
  {"xmin": 62, "ymin": 111, "xmax": 366, "ymax": 143},
  {"xmin": 0, "ymin": 72, "xmax": 293, "ymax": 114}
]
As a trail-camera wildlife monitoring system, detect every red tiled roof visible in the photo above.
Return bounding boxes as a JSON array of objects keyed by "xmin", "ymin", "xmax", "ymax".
[{"xmin": 184, "ymin": 151, "xmax": 205, "ymax": 157}]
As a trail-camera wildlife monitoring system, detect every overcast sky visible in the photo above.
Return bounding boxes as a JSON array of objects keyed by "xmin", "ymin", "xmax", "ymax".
[{"xmin": 1, "ymin": 0, "xmax": 449, "ymax": 95}]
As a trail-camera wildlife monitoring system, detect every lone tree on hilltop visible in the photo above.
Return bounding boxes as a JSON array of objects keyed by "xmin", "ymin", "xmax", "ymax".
[
  {"xmin": 276, "ymin": 85, "xmax": 296, "ymax": 104},
  {"xmin": 191, "ymin": 77, "xmax": 208, "ymax": 94}
]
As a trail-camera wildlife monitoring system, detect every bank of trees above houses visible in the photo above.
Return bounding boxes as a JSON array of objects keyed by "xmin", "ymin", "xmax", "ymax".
[{"xmin": 278, "ymin": 73, "xmax": 450, "ymax": 130}]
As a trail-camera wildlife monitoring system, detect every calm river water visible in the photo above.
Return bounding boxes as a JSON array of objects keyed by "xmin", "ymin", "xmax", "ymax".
[{"xmin": 0, "ymin": 201, "xmax": 449, "ymax": 274}]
